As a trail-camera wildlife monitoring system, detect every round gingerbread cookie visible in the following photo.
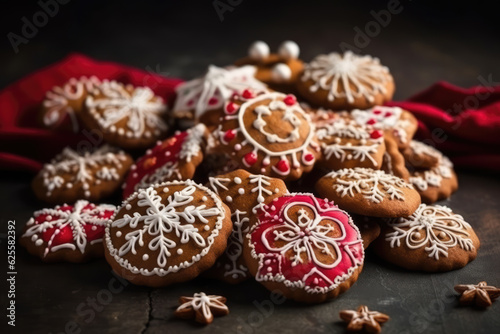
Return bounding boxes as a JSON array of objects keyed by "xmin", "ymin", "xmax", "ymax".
[
  {"xmin": 41, "ymin": 76, "xmax": 101, "ymax": 132},
  {"xmin": 212, "ymin": 90, "xmax": 321, "ymax": 181},
  {"xmin": 373, "ymin": 204, "xmax": 480, "ymax": 272},
  {"xmin": 173, "ymin": 65, "xmax": 267, "ymax": 128},
  {"xmin": 315, "ymin": 168, "xmax": 420, "ymax": 218},
  {"xmin": 19, "ymin": 200, "xmax": 115, "ymax": 262},
  {"xmin": 122, "ymin": 124, "xmax": 207, "ymax": 199},
  {"xmin": 204, "ymin": 169, "xmax": 288, "ymax": 283},
  {"xmin": 297, "ymin": 51, "xmax": 394, "ymax": 110},
  {"xmin": 351, "ymin": 106, "xmax": 418, "ymax": 150},
  {"xmin": 105, "ymin": 180, "xmax": 232, "ymax": 287},
  {"xmin": 32, "ymin": 145, "xmax": 133, "ymax": 204},
  {"xmin": 243, "ymin": 193, "xmax": 364, "ymax": 303},
  {"xmin": 81, "ymin": 80, "xmax": 169, "ymax": 149},
  {"xmin": 314, "ymin": 110, "xmax": 386, "ymax": 170},
  {"xmin": 409, "ymin": 156, "xmax": 458, "ymax": 204},
  {"xmin": 235, "ymin": 41, "xmax": 304, "ymax": 93},
  {"xmin": 403, "ymin": 140, "xmax": 442, "ymax": 169}
]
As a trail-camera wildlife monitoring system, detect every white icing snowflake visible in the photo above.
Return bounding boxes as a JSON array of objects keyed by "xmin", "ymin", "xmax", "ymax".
[
  {"xmin": 174, "ymin": 65, "xmax": 267, "ymax": 119},
  {"xmin": 176, "ymin": 292, "xmax": 228, "ymax": 322},
  {"xmin": 86, "ymin": 81, "xmax": 167, "ymax": 138},
  {"xmin": 410, "ymin": 157, "xmax": 453, "ymax": 191},
  {"xmin": 385, "ymin": 204, "xmax": 475, "ymax": 260},
  {"xmin": 302, "ymin": 51, "xmax": 391, "ymax": 103},
  {"xmin": 326, "ymin": 168, "xmax": 412, "ymax": 203},
  {"xmin": 179, "ymin": 123, "xmax": 206, "ymax": 162},
  {"xmin": 409, "ymin": 140, "xmax": 442, "ymax": 160}
]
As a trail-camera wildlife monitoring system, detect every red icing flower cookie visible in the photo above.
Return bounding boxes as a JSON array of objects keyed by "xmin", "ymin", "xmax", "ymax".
[
  {"xmin": 19, "ymin": 200, "xmax": 115, "ymax": 262},
  {"xmin": 243, "ymin": 193, "xmax": 364, "ymax": 303},
  {"xmin": 122, "ymin": 124, "xmax": 207, "ymax": 199}
]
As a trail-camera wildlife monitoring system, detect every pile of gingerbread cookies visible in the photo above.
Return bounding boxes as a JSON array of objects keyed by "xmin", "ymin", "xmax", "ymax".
[{"xmin": 21, "ymin": 41, "xmax": 499, "ymax": 330}]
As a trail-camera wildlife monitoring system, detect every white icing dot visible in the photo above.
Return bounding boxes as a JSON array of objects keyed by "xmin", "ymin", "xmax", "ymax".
[
  {"xmin": 142, "ymin": 254, "xmax": 149, "ymax": 261},
  {"xmin": 249, "ymin": 41, "xmax": 270, "ymax": 60},
  {"xmin": 91, "ymin": 226, "xmax": 97, "ymax": 231},
  {"xmin": 204, "ymin": 225, "xmax": 210, "ymax": 231},
  {"xmin": 278, "ymin": 40, "xmax": 300, "ymax": 60},
  {"xmin": 126, "ymin": 204, "xmax": 132, "ymax": 210},
  {"xmin": 238, "ymin": 188, "xmax": 245, "ymax": 195},
  {"xmin": 118, "ymin": 128, "xmax": 125, "ymax": 135},
  {"xmin": 35, "ymin": 239, "xmax": 43, "ymax": 246},
  {"xmin": 234, "ymin": 177, "xmax": 242, "ymax": 184},
  {"xmin": 275, "ymin": 188, "xmax": 280, "ymax": 193},
  {"xmin": 202, "ymin": 196, "xmax": 207, "ymax": 201},
  {"xmin": 226, "ymin": 196, "xmax": 233, "ymax": 203},
  {"xmin": 163, "ymin": 187, "xmax": 169, "ymax": 193},
  {"xmin": 177, "ymin": 249, "xmax": 183, "ymax": 255},
  {"xmin": 165, "ymin": 151, "xmax": 171, "ymax": 157},
  {"xmin": 272, "ymin": 63, "xmax": 292, "ymax": 82},
  {"xmin": 84, "ymin": 191, "xmax": 91, "ymax": 197},
  {"xmin": 66, "ymin": 183, "xmax": 73, "ymax": 189},
  {"xmin": 116, "ymin": 231, "xmax": 122, "ymax": 237},
  {"xmin": 234, "ymin": 144, "xmax": 242, "ymax": 151}
]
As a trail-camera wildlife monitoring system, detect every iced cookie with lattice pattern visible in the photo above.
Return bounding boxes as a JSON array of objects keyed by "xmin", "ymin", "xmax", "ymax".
[
  {"xmin": 235, "ymin": 41, "xmax": 304, "ymax": 93},
  {"xmin": 243, "ymin": 193, "xmax": 364, "ymax": 303},
  {"xmin": 316, "ymin": 168, "xmax": 420, "ymax": 218},
  {"xmin": 32, "ymin": 145, "xmax": 133, "ymax": 204},
  {"xmin": 204, "ymin": 169, "xmax": 288, "ymax": 283},
  {"xmin": 373, "ymin": 204, "xmax": 479, "ymax": 272},
  {"xmin": 40, "ymin": 76, "xmax": 101, "ymax": 132},
  {"xmin": 212, "ymin": 90, "xmax": 321, "ymax": 181},
  {"xmin": 81, "ymin": 80, "xmax": 169, "ymax": 149},
  {"xmin": 105, "ymin": 180, "xmax": 232, "ymax": 287},
  {"xmin": 122, "ymin": 124, "xmax": 207, "ymax": 199},
  {"xmin": 297, "ymin": 51, "xmax": 394, "ymax": 110},
  {"xmin": 19, "ymin": 200, "xmax": 115, "ymax": 262}
]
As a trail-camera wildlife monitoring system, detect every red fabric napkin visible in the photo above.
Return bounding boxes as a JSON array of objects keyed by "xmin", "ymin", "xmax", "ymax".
[
  {"xmin": 0, "ymin": 53, "xmax": 182, "ymax": 172},
  {"xmin": 386, "ymin": 81, "xmax": 500, "ymax": 171}
]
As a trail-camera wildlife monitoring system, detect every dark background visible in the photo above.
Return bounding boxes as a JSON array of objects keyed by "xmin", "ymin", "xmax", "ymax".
[{"xmin": 1, "ymin": 1, "xmax": 500, "ymax": 334}]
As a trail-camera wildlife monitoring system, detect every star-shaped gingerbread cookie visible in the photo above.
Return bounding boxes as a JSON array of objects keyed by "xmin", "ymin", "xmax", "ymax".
[
  {"xmin": 174, "ymin": 292, "xmax": 229, "ymax": 325},
  {"xmin": 340, "ymin": 305, "xmax": 389, "ymax": 333},
  {"xmin": 455, "ymin": 281, "xmax": 500, "ymax": 308}
]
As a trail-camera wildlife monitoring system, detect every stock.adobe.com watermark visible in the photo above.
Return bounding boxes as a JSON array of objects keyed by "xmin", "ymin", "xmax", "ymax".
[{"xmin": 7, "ymin": 0, "xmax": 71, "ymax": 54}]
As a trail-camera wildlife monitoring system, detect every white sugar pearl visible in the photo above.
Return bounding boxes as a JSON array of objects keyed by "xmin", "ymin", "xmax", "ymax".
[
  {"xmin": 249, "ymin": 41, "xmax": 270, "ymax": 60},
  {"xmin": 278, "ymin": 40, "xmax": 300, "ymax": 60},
  {"xmin": 271, "ymin": 63, "xmax": 292, "ymax": 82}
]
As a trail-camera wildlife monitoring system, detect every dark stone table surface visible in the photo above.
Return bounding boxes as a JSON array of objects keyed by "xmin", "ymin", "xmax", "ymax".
[{"xmin": 1, "ymin": 1, "xmax": 499, "ymax": 333}]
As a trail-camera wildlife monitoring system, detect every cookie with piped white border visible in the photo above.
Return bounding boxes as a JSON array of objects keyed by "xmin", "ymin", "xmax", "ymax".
[
  {"xmin": 235, "ymin": 41, "xmax": 304, "ymax": 93},
  {"xmin": 296, "ymin": 51, "xmax": 394, "ymax": 110},
  {"xmin": 403, "ymin": 140, "xmax": 442, "ymax": 169},
  {"xmin": 204, "ymin": 169, "xmax": 288, "ymax": 283},
  {"xmin": 40, "ymin": 76, "xmax": 101, "ymax": 132},
  {"xmin": 105, "ymin": 180, "xmax": 232, "ymax": 287},
  {"xmin": 80, "ymin": 80, "xmax": 169, "ymax": 150},
  {"xmin": 373, "ymin": 204, "xmax": 479, "ymax": 272},
  {"xmin": 32, "ymin": 145, "xmax": 133, "ymax": 204},
  {"xmin": 122, "ymin": 124, "xmax": 207, "ymax": 199},
  {"xmin": 313, "ymin": 109, "xmax": 386, "ymax": 170},
  {"xmin": 315, "ymin": 168, "xmax": 420, "ymax": 218},
  {"xmin": 19, "ymin": 200, "xmax": 115, "ymax": 262},
  {"xmin": 212, "ymin": 90, "xmax": 321, "ymax": 181},
  {"xmin": 173, "ymin": 65, "xmax": 267, "ymax": 128},
  {"xmin": 243, "ymin": 193, "xmax": 364, "ymax": 303}
]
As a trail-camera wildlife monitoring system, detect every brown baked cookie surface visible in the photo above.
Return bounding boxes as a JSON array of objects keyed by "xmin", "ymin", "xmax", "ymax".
[
  {"xmin": 297, "ymin": 51, "xmax": 394, "ymax": 110},
  {"xmin": 105, "ymin": 180, "xmax": 232, "ymax": 287},
  {"xmin": 316, "ymin": 168, "xmax": 420, "ymax": 218},
  {"xmin": 381, "ymin": 137, "xmax": 410, "ymax": 181},
  {"xmin": 32, "ymin": 145, "xmax": 133, "ymax": 204},
  {"xmin": 373, "ymin": 204, "xmax": 480, "ymax": 272},
  {"xmin": 404, "ymin": 140, "xmax": 442, "ymax": 169}
]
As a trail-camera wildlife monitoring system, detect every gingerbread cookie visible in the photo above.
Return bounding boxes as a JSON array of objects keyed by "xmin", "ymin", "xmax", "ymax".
[
  {"xmin": 243, "ymin": 193, "xmax": 364, "ymax": 303},
  {"xmin": 205, "ymin": 169, "xmax": 288, "ymax": 283},
  {"xmin": 122, "ymin": 124, "xmax": 207, "ymax": 199},
  {"xmin": 374, "ymin": 204, "xmax": 480, "ymax": 272},
  {"xmin": 403, "ymin": 140, "xmax": 442, "ymax": 169},
  {"xmin": 213, "ymin": 91, "xmax": 321, "ymax": 181},
  {"xmin": 297, "ymin": 51, "xmax": 394, "ymax": 110},
  {"xmin": 174, "ymin": 292, "xmax": 229, "ymax": 325},
  {"xmin": 32, "ymin": 145, "xmax": 133, "ymax": 204},
  {"xmin": 173, "ymin": 65, "xmax": 267, "ymax": 127},
  {"xmin": 381, "ymin": 137, "xmax": 410, "ymax": 181},
  {"xmin": 235, "ymin": 41, "xmax": 304, "ymax": 93},
  {"xmin": 105, "ymin": 180, "xmax": 232, "ymax": 287},
  {"xmin": 314, "ymin": 110, "xmax": 385, "ymax": 170},
  {"xmin": 351, "ymin": 215, "xmax": 382, "ymax": 249},
  {"xmin": 409, "ymin": 156, "xmax": 458, "ymax": 204},
  {"xmin": 81, "ymin": 80, "xmax": 169, "ymax": 149},
  {"xmin": 19, "ymin": 200, "xmax": 115, "ymax": 262},
  {"xmin": 316, "ymin": 168, "xmax": 420, "ymax": 218},
  {"xmin": 41, "ymin": 76, "xmax": 101, "ymax": 132},
  {"xmin": 351, "ymin": 106, "xmax": 418, "ymax": 150}
]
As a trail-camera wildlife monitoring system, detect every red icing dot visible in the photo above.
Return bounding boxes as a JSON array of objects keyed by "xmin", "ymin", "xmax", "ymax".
[
  {"xmin": 304, "ymin": 153, "xmax": 314, "ymax": 162},
  {"xmin": 373, "ymin": 109, "xmax": 382, "ymax": 115},
  {"xmin": 223, "ymin": 130, "xmax": 236, "ymax": 142},
  {"xmin": 242, "ymin": 89, "xmax": 254, "ymax": 99},
  {"xmin": 276, "ymin": 160, "xmax": 290, "ymax": 173},
  {"xmin": 366, "ymin": 118, "xmax": 377, "ymax": 125},
  {"xmin": 370, "ymin": 130, "xmax": 384, "ymax": 139},
  {"xmin": 384, "ymin": 111, "xmax": 393, "ymax": 117},
  {"xmin": 226, "ymin": 102, "xmax": 238, "ymax": 114},
  {"xmin": 244, "ymin": 152, "xmax": 258, "ymax": 166},
  {"xmin": 208, "ymin": 97, "xmax": 218, "ymax": 105},
  {"xmin": 283, "ymin": 94, "xmax": 297, "ymax": 106}
]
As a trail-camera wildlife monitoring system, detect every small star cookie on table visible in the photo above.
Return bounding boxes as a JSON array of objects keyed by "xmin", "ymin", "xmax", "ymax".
[
  {"xmin": 340, "ymin": 305, "xmax": 389, "ymax": 333},
  {"xmin": 174, "ymin": 292, "xmax": 229, "ymax": 325},
  {"xmin": 455, "ymin": 281, "xmax": 500, "ymax": 308}
]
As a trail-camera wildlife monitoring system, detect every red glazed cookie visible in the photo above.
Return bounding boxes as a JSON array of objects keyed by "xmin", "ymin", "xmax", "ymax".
[
  {"xmin": 105, "ymin": 180, "xmax": 232, "ymax": 287},
  {"xmin": 205, "ymin": 169, "xmax": 288, "ymax": 283},
  {"xmin": 316, "ymin": 168, "xmax": 420, "ymax": 218},
  {"xmin": 314, "ymin": 110, "xmax": 385, "ymax": 170},
  {"xmin": 297, "ymin": 51, "xmax": 394, "ymax": 110},
  {"xmin": 173, "ymin": 65, "xmax": 267, "ymax": 127},
  {"xmin": 81, "ymin": 80, "xmax": 169, "ymax": 149},
  {"xmin": 213, "ymin": 91, "xmax": 321, "ymax": 181},
  {"xmin": 41, "ymin": 76, "xmax": 101, "ymax": 132},
  {"xmin": 243, "ymin": 193, "xmax": 364, "ymax": 303},
  {"xmin": 19, "ymin": 200, "xmax": 115, "ymax": 262},
  {"xmin": 403, "ymin": 140, "xmax": 442, "ymax": 169},
  {"xmin": 32, "ymin": 145, "xmax": 133, "ymax": 204},
  {"xmin": 122, "ymin": 124, "xmax": 207, "ymax": 199},
  {"xmin": 373, "ymin": 204, "xmax": 480, "ymax": 272},
  {"xmin": 351, "ymin": 106, "xmax": 418, "ymax": 150},
  {"xmin": 235, "ymin": 41, "xmax": 304, "ymax": 93}
]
